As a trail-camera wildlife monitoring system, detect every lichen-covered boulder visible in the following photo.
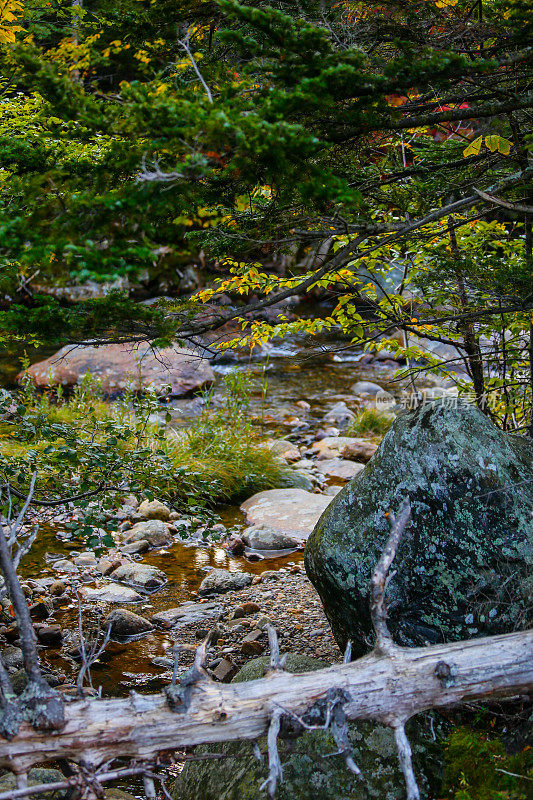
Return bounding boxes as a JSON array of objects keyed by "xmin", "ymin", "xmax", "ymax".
[
  {"xmin": 305, "ymin": 401, "xmax": 533, "ymax": 655},
  {"xmin": 172, "ymin": 655, "xmax": 445, "ymax": 800}
]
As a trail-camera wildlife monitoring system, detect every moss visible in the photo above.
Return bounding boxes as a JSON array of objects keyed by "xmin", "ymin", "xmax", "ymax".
[{"xmin": 443, "ymin": 727, "xmax": 533, "ymax": 799}]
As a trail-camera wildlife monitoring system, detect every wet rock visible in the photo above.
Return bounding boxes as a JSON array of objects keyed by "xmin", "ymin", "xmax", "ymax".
[
  {"xmin": 151, "ymin": 601, "xmax": 222, "ymax": 629},
  {"xmin": 124, "ymin": 519, "xmax": 172, "ymax": 548},
  {"xmin": 80, "ymin": 583, "xmax": 143, "ymax": 603},
  {"xmin": 106, "ymin": 609, "xmax": 153, "ymax": 638},
  {"xmin": 49, "ymin": 580, "xmax": 67, "ymax": 597},
  {"xmin": 242, "ymin": 526, "xmax": 302, "ymax": 551},
  {"xmin": 110, "ymin": 563, "xmax": 166, "ymax": 592},
  {"xmin": 35, "ymin": 625, "xmax": 63, "ymax": 647},
  {"xmin": 138, "ymin": 499, "xmax": 171, "ymax": 521},
  {"xmin": 173, "ymin": 656, "xmax": 444, "ymax": 800},
  {"xmin": 120, "ymin": 539, "xmax": 150, "ymax": 555},
  {"xmin": 316, "ymin": 459, "xmax": 364, "ymax": 481},
  {"xmin": 97, "ymin": 557, "xmax": 123, "ymax": 575},
  {"xmin": 0, "ymin": 768, "xmax": 68, "ymax": 798},
  {"xmin": 341, "ymin": 440, "xmax": 378, "ymax": 463},
  {"xmin": 351, "ymin": 380, "xmax": 383, "ymax": 396},
  {"xmin": 305, "ymin": 401, "xmax": 533, "ymax": 656},
  {"xmin": 311, "ymin": 436, "xmax": 366, "ymax": 460},
  {"xmin": 226, "ymin": 535, "xmax": 245, "ymax": 555},
  {"xmin": 18, "ymin": 342, "xmax": 215, "ymax": 398},
  {"xmin": 322, "ymin": 401, "xmax": 355, "ymax": 429},
  {"xmin": 265, "ymin": 439, "xmax": 301, "ymax": 463},
  {"xmin": 241, "ymin": 489, "xmax": 332, "ymax": 541},
  {"xmin": 29, "ymin": 600, "xmax": 52, "ymax": 620},
  {"xmin": 52, "ymin": 559, "xmax": 78, "ymax": 574},
  {"xmin": 199, "ymin": 569, "xmax": 252, "ymax": 596},
  {"xmin": 1, "ymin": 645, "xmax": 23, "ymax": 671}
]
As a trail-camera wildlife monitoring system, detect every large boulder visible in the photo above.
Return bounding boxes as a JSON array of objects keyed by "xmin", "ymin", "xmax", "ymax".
[
  {"xmin": 172, "ymin": 655, "xmax": 445, "ymax": 800},
  {"xmin": 18, "ymin": 342, "xmax": 214, "ymax": 397},
  {"xmin": 305, "ymin": 401, "xmax": 533, "ymax": 656}
]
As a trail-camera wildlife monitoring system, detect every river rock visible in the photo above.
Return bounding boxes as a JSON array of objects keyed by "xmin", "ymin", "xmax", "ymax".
[
  {"xmin": 0, "ymin": 768, "xmax": 68, "ymax": 798},
  {"xmin": 265, "ymin": 439, "xmax": 301, "ymax": 463},
  {"xmin": 52, "ymin": 558, "xmax": 79, "ymax": 574},
  {"xmin": 315, "ymin": 459, "xmax": 365, "ymax": 481},
  {"xmin": 151, "ymin": 601, "xmax": 223, "ymax": 629},
  {"xmin": 138, "ymin": 499, "xmax": 171, "ymax": 521},
  {"xmin": 242, "ymin": 526, "xmax": 302, "ymax": 551},
  {"xmin": 305, "ymin": 401, "xmax": 533, "ymax": 656},
  {"xmin": 198, "ymin": 569, "xmax": 252, "ymax": 596},
  {"xmin": 341, "ymin": 440, "xmax": 378, "ymax": 463},
  {"xmin": 172, "ymin": 655, "xmax": 444, "ymax": 800},
  {"xmin": 124, "ymin": 519, "xmax": 172, "ymax": 548},
  {"xmin": 241, "ymin": 489, "xmax": 332, "ymax": 541},
  {"xmin": 80, "ymin": 583, "xmax": 143, "ymax": 603},
  {"xmin": 311, "ymin": 437, "xmax": 365, "ymax": 460},
  {"xmin": 1, "ymin": 645, "xmax": 23, "ymax": 671},
  {"xmin": 18, "ymin": 342, "xmax": 214, "ymax": 397},
  {"xmin": 106, "ymin": 609, "xmax": 154, "ymax": 638},
  {"xmin": 110, "ymin": 563, "xmax": 166, "ymax": 591},
  {"xmin": 322, "ymin": 401, "xmax": 355, "ymax": 429},
  {"xmin": 351, "ymin": 380, "xmax": 383, "ymax": 396}
]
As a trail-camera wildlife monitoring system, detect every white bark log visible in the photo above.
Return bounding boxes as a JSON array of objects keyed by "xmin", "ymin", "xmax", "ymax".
[{"xmin": 0, "ymin": 628, "xmax": 531, "ymax": 772}]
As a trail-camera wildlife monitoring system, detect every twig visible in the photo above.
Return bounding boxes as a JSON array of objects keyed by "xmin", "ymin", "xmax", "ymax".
[
  {"xmin": 267, "ymin": 624, "xmax": 287, "ymax": 671},
  {"xmin": 177, "ymin": 36, "xmax": 213, "ymax": 103},
  {"xmin": 393, "ymin": 722, "xmax": 421, "ymax": 800},
  {"xmin": 260, "ymin": 708, "xmax": 283, "ymax": 798},
  {"xmin": 370, "ymin": 497, "xmax": 412, "ymax": 654}
]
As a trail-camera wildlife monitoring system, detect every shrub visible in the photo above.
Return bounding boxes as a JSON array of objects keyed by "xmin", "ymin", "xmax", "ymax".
[{"xmin": 348, "ymin": 406, "xmax": 394, "ymax": 436}]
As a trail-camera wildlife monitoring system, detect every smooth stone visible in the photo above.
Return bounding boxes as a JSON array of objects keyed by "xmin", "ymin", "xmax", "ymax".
[
  {"xmin": 240, "ymin": 489, "xmax": 332, "ymax": 541},
  {"xmin": 242, "ymin": 526, "xmax": 302, "ymax": 551},
  {"xmin": 151, "ymin": 601, "xmax": 222, "ymax": 629},
  {"xmin": 35, "ymin": 625, "xmax": 63, "ymax": 647},
  {"xmin": 110, "ymin": 563, "xmax": 166, "ymax": 591},
  {"xmin": 316, "ymin": 458, "xmax": 365, "ymax": 481},
  {"xmin": 138, "ymin": 499, "xmax": 171, "ymax": 521},
  {"xmin": 124, "ymin": 519, "xmax": 172, "ymax": 547},
  {"xmin": 264, "ymin": 439, "xmax": 301, "ymax": 463},
  {"xmin": 311, "ymin": 436, "xmax": 367, "ymax": 460},
  {"xmin": 80, "ymin": 583, "xmax": 143, "ymax": 603},
  {"xmin": 198, "ymin": 569, "xmax": 252, "ymax": 596},
  {"xmin": 1, "ymin": 645, "xmax": 23, "ymax": 671},
  {"xmin": 52, "ymin": 559, "xmax": 79, "ymax": 574},
  {"xmin": 106, "ymin": 609, "xmax": 154, "ymax": 638},
  {"xmin": 322, "ymin": 401, "xmax": 355, "ymax": 429},
  {"xmin": 342, "ymin": 440, "xmax": 378, "ymax": 463},
  {"xmin": 120, "ymin": 539, "xmax": 150, "ymax": 555},
  {"xmin": 351, "ymin": 380, "xmax": 383, "ymax": 396}
]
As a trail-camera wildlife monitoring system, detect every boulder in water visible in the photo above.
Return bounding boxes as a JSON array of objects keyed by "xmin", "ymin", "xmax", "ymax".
[
  {"xmin": 18, "ymin": 342, "xmax": 214, "ymax": 397},
  {"xmin": 305, "ymin": 401, "xmax": 533, "ymax": 655}
]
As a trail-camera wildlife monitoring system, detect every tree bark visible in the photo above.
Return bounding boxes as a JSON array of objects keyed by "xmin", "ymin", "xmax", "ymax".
[{"xmin": 0, "ymin": 628, "xmax": 530, "ymax": 773}]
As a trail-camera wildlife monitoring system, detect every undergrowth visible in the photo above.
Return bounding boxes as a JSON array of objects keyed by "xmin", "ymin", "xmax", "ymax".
[
  {"xmin": 441, "ymin": 727, "xmax": 532, "ymax": 800},
  {"xmin": 347, "ymin": 406, "xmax": 394, "ymax": 436},
  {"xmin": 0, "ymin": 367, "xmax": 289, "ymax": 515}
]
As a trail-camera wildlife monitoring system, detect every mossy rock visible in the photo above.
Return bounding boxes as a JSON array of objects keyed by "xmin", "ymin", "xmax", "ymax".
[
  {"xmin": 305, "ymin": 401, "xmax": 533, "ymax": 655},
  {"xmin": 234, "ymin": 653, "xmax": 329, "ymax": 682},
  {"xmin": 173, "ymin": 655, "xmax": 446, "ymax": 800},
  {"xmin": 0, "ymin": 768, "xmax": 67, "ymax": 798}
]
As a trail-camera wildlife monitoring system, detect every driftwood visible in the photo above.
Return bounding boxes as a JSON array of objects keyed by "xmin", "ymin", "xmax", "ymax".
[
  {"xmin": 0, "ymin": 495, "xmax": 532, "ymax": 800},
  {"xmin": 0, "ymin": 630, "xmax": 530, "ymax": 778}
]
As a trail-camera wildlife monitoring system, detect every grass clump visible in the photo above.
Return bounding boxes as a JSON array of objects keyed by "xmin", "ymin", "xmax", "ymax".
[
  {"xmin": 442, "ymin": 727, "xmax": 532, "ymax": 800},
  {"xmin": 348, "ymin": 406, "xmax": 394, "ymax": 436},
  {"xmin": 0, "ymin": 368, "xmax": 289, "ymax": 515}
]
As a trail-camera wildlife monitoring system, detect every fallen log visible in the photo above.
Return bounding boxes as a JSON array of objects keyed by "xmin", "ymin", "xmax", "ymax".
[{"xmin": 0, "ymin": 628, "xmax": 531, "ymax": 773}]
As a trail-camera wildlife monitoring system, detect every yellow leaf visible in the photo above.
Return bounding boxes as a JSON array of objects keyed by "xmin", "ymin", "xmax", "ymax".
[{"xmin": 463, "ymin": 136, "xmax": 483, "ymax": 157}]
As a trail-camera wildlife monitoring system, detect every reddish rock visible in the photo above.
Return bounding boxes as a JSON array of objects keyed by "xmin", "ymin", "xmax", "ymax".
[
  {"xmin": 18, "ymin": 342, "xmax": 214, "ymax": 398},
  {"xmin": 239, "ymin": 602, "xmax": 260, "ymax": 615}
]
